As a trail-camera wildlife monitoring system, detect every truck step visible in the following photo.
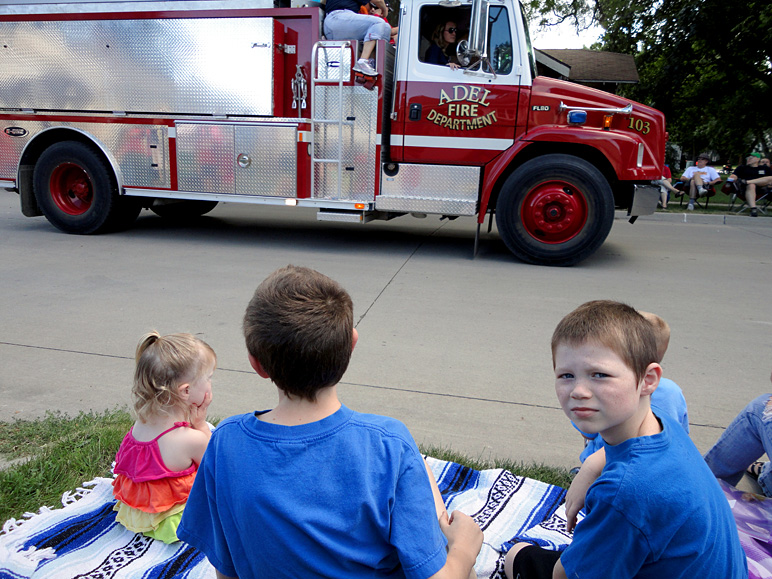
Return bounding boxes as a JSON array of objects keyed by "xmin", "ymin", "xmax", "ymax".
[{"xmin": 316, "ymin": 209, "xmax": 373, "ymax": 223}]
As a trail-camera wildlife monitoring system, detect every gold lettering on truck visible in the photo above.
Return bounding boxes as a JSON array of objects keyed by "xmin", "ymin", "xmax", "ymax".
[{"xmin": 430, "ymin": 85, "xmax": 497, "ymax": 131}]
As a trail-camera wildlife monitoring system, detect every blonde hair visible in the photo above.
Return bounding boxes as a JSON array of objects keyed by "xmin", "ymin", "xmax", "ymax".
[
  {"xmin": 638, "ymin": 311, "xmax": 670, "ymax": 363},
  {"xmin": 132, "ymin": 331, "xmax": 216, "ymax": 422}
]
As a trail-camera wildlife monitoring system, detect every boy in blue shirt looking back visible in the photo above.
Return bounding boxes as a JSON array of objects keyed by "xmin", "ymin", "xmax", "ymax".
[
  {"xmin": 505, "ymin": 300, "xmax": 747, "ymax": 579},
  {"xmin": 178, "ymin": 265, "xmax": 482, "ymax": 579}
]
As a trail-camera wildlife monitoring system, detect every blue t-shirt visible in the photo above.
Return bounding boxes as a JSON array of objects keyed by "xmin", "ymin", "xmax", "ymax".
[
  {"xmin": 178, "ymin": 405, "xmax": 448, "ymax": 579},
  {"xmin": 575, "ymin": 377, "xmax": 689, "ymax": 462},
  {"xmin": 561, "ymin": 414, "xmax": 748, "ymax": 579}
]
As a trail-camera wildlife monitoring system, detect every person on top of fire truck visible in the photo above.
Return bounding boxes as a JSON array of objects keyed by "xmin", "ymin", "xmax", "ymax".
[{"xmin": 323, "ymin": 0, "xmax": 391, "ymax": 76}]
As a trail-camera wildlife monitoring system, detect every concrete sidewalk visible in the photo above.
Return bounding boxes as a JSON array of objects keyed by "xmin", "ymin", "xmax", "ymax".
[
  {"xmin": 1, "ymin": 196, "xmax": 771, "ymax": 469},
  {"xmin": 616, "ymin": 209, "xmax": 772, "ymax": 226}
]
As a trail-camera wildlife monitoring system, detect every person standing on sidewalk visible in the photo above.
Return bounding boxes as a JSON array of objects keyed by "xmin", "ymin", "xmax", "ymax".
[{"xmin": 678, "ymin": 153, "xmax": 721, "ymax": 211}]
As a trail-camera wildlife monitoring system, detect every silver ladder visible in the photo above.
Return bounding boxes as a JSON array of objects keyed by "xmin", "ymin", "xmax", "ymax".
[{"xmin": 310, "ymin": 40, "xmax": 356, "ymax": 201}]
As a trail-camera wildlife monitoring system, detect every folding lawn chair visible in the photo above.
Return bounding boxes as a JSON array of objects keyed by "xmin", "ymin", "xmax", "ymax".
[
  {"xmin": 674, "ymin": 180, "xmax": 716, "ymax": 209},
  {"xmin": 724, "ymin": 180, "xmax": 771, "ymax": 215}
]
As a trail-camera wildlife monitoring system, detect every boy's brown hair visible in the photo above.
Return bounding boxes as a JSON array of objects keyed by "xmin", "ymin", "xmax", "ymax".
[
  {"xmin": 551, "ymin": 300, "xmax": 658, "ymax": 383},
  {"xmin": 243, "ymin": 265, "xmax": 354, "ymax": 401}
]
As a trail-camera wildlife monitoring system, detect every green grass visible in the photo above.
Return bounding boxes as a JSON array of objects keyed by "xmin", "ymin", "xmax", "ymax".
[
  {"xmin": 0, "ymin": 410, "xmax": 572, "ymax": 524},
  {"xmin": 0, "ymin": 409, "xmax": 133, "ymax": 523}
]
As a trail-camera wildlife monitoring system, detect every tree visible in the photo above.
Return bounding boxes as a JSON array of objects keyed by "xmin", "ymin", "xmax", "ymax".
[{"xmin": 527, "ymin": 0, "xmax": 772, "ymax": 162}]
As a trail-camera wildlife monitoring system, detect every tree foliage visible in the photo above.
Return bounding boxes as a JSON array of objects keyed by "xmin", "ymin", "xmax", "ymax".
[{"xmin": 527, "ymin": 0, "xmax": 772, "ymax": 164}]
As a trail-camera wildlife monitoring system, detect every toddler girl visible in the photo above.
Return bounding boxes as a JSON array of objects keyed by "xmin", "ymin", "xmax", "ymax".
[{"xmin": 113, "ymin": 331, "xmax": 215, "ymax": 543}]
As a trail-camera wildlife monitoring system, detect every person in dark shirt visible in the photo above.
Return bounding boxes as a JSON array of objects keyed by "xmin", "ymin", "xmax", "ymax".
[
  {"xmin": 728, "ymin": 153, "xmax": 772, "ymax": 216},
  {"xmin": 425, "ymin": 20, "xmax": 460, "ymax": 70}
]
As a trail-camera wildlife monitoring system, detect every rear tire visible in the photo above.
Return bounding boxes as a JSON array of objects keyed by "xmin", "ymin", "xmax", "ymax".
[
  {"xmin": 495, "ymin": 155, "xmax": 614, "ymax": 266},
  {"xmin": 150, "ymin": 200, "xmax": 219, "ymax": 220},
  {"xmin": 33, "ymin": 141, "xmax": 139, "ymax": 234}
]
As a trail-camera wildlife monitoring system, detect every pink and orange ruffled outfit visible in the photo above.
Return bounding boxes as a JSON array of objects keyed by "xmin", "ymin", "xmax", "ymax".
[{"xmin": 112, "ymin": 422, "xmax": 197, "ymax": 543}]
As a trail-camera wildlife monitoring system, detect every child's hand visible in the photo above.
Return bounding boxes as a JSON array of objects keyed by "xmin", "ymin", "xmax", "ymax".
[
  {"xmin": 189, "ymin": 390, "xmax": 212, "ymax": 431},
  {"xmin": 440, "ymin": 510, "xmax": 483, "ymax": 555}
]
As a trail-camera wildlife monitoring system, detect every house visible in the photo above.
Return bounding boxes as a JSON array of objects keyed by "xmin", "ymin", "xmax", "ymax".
[{"xmin": 535, "ymin": 48, "xmax": 639, "ymax": 94}]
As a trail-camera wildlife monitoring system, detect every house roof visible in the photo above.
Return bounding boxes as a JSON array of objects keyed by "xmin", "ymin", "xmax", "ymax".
[{"xmin": 538, "ymin": 49, "xmax": 639, "ymax": 83}]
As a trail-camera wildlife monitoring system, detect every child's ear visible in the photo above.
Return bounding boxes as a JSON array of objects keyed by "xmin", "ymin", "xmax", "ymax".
[
  {"xmin": 178, "ymin": 383, "xmax": 191, "ymax": 400},
  {"xmin": 351, "ymin": 328, "xmax": 359, "ymax": 352},
  {"xmin": 248, "ymin": 354, "xmax": 271, "ymax": 379},
  {"xmin": 639, "ymin": 362, "xmax": 662, "ymax": 397}
]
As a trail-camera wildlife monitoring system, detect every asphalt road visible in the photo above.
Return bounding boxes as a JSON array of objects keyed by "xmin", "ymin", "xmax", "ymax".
[{"xmin": 1, "ymin": 194, "xmax": 771, "ymax": 468}]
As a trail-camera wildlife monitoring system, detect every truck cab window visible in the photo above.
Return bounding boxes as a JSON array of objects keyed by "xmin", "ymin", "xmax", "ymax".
[
  {"xmin": 418, "ymin": 4, "xmax": 512, "ymax": 75},
  {"xmin": 487, "ymin": 6, "xmax": 513, "ymax": 75},
  {"xmin": 419, "ymin": 6, "xmax": 470, "ymax": 67}
]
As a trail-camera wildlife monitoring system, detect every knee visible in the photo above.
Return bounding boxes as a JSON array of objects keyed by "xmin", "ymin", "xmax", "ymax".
[{"xmin": 369, "ymin": 19, "xmax": 391, "ymax": 41}]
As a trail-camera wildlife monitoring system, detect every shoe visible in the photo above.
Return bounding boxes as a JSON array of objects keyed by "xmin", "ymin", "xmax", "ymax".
[
  {"xmin": 353, "ymin": 59, "xmax": 377, "ymax": 76},
  {"xmin": 569, "ymin": 466, "xmax": 581, "ymax": 477},
  {"xmin": 687, "ymin": 202, "xmax": 695, "ymax": 211},
  {"xmin": 697, "ymin": 186, "xmax": 707, "ymax": 196},
  {"xmin": 750, "ymin": 208, "xmax": 759, "ymax": 217},
  {"xmin": 748, "ymin": 461, "xmax": 766, "ymax": 480}
]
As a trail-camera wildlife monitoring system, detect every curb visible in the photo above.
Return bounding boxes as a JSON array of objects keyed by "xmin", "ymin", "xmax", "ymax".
[{"xmin": 614, "ymin": 210, "xmax": 772, "ymax": 227}]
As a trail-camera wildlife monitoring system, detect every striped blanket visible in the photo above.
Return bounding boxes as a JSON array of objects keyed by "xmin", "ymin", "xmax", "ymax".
[{"xmin": 1, "ymin": 458, "xmax": 769, "ymax": 578}]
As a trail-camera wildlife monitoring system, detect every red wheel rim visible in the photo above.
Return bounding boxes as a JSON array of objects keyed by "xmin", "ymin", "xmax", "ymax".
[
  {"xmin": 521, "ymin": 180, "xmax": 588, "ymax": 244},
  {"xmin": 49, "ymin": 163, "xmax": 93, "ymax": 216}
]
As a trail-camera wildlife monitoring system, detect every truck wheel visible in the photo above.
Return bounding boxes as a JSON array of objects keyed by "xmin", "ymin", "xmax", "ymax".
[
  {"xmin": 150, "ymin": 200, "xmax": 218, "ymax": 220},
  {"xmin": 495, "ymin": 155, "xmax": 614, "ymax": 266},
  {"xmin": 33, "ymin": 141, "xmax": 136, "ymax": 234}
]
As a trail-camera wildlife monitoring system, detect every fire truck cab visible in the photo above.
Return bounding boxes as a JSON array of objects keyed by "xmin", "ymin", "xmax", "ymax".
[{"xmin": 0, "ymin": 0, "xmax": 664, "ymax": 265}]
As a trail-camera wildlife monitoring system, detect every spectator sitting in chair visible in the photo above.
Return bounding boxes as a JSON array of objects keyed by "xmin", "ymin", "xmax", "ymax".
[
  {"xmin": 727, "ymin": 153, "xmax": 772, "ymax": 217},
  {"xmin": 654, "ymin": 164, "xmax": 680, "ymax": 209},
  {"xmin": 678, "ymin": 153, "xmax": 721, "ymax": 211},
  {"xmin": 323, "ymin": 0, "xmax": 391, "ymax": 76}
]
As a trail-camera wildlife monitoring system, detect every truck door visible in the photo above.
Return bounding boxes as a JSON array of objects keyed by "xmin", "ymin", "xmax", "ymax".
[{"xmin": 391, "ymin": 0, "xmax": 525, "ymax": 166}]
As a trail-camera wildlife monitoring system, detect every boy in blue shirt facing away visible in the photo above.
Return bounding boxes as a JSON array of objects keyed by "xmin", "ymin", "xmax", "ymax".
[
  {"xmin": 505, "ymin": 300, "xmax": 747, "ymax": 579},
  {"xmin": 178, "ymin": 265, "xmax": 482, "ymax": 579}
]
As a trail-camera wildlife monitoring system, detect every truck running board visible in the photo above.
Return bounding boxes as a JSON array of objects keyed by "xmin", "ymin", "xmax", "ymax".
[{"xmin": 316, "ymin": 209, "xmax": 392, "ymax": 223}]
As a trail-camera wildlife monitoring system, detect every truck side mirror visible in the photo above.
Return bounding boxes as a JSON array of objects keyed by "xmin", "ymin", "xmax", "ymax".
[{"xmin": 458, "ymin": 0, "xmax": 488, "ymax": 66}]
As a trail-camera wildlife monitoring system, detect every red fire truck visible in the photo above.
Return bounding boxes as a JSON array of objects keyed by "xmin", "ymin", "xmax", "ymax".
[{"xmin": 0, "ymin": 0, "xmax": 664, "ymax": 265}]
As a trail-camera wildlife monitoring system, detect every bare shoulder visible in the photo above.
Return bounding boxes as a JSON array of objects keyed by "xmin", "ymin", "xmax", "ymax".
[{"xmin": 157, "ymin": 425, "xmax": 210, "ymax": 470}]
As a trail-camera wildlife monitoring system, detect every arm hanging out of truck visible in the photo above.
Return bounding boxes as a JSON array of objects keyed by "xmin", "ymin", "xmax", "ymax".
[{"xmin": 0, "ymin": 0, "xmax": 664, "ymax": 266}]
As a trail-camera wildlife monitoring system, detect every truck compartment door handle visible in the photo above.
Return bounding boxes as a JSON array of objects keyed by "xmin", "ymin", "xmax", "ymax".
[{"xmin": 409, "ymin": 103, "xmax": 422, "ymax": 121}]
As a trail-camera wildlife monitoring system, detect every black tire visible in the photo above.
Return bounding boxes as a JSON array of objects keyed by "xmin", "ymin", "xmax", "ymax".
[
  {"xmin": 150, "ymin": 200, "xmax": 219, "ymax": 220},
  {"xmin": 33, "ymin": 141, "xmax": 138, "ymax": 234},
  {"xmin": 495, "ymin": 154, "xmax": 615, "ymax": 266}
]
